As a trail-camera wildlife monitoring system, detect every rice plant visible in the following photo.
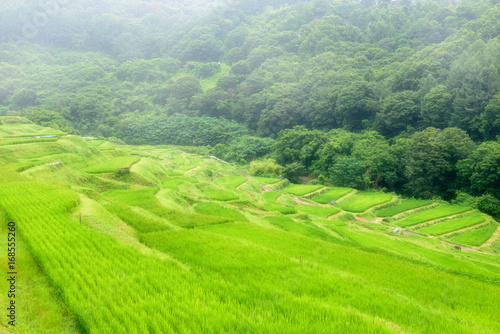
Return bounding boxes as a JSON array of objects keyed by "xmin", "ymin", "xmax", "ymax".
[
  {"xmin": 311, "ymin": 187, "xmax": 353, "ymax": 204},
  {"xmin": 338, "ymin": 192, "xmax": 393, "ymax": 212},
  {"xmin": 447, "ymin": 223, "xmax": 498, "ymax": 247},
  {"xmin": 415, "ymin": 214, "xmax": 486, "ymax": 236},
  {"xmin": 394, "ymin": 205, "xmax": 471, "ymax": 228},
  {"xmin": 375, "ymin": 199, "xmax": 434, "ymax": 217}
]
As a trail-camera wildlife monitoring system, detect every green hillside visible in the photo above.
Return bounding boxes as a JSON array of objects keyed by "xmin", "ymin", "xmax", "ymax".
[{"xmin": 0, "ymin": 119, "xmax": 498, "ymax": 333}]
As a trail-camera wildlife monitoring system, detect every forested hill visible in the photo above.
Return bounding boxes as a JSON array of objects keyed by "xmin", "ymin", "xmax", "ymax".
[{"xmin": 0, "ymin": 0, "xmax": 499, "ymax": 207}]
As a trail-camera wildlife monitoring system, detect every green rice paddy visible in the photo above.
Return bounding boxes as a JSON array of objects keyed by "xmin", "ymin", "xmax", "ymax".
[
  {"xmin": 338, "ymin": 192, "xmax": 393, "ymax": 212},
  {"xmin": 375, "ymin": 199, "xmax": 434, "ymax": 217},
  {"xmin": 447, "ymin": 223, "xmax": 498, "ymax": 247},
  {"xmin": 0, "ymin": 119, "xmax": 498, "ymax": 333},
  {"xmin": 416, "ymin": 214, "xmax": 486, "ymax": 236},
  {"xmin": 394, "ymin": 205, "xmax": 471, "ymax": 228},
  {"xmin": 311, "ymin": 187, "xmax": 353, "ymax": 204},
  {"xmin": 281, "ymin": 184, "xmax": 324, "ymax": 196}
]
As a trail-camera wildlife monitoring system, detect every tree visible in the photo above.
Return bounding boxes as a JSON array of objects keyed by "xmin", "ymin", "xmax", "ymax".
[
  {"xmin": 12, "ymin": 89, "xmax": 38, "ymax": 109},
  {"xmin": 403, "ymin": 127, "xmax": 475, "ymax": 199},
  {"xmin": 335, "ymin": 81, "xmax": 379, "ymax": 131},
  {"xmin": 420, "ymin": 85, "xmax": 453, "ymax": 128},
  {"xmin": 273, "ymin": 126, "xmax": 328, "ymax": 169},
  {"xmin": 457, "ymin": 141, "xmax": 500, "ymax": 199},
  {"xmin": 376, "ymin": 90, "xmax": 421, "ymax": 136}
]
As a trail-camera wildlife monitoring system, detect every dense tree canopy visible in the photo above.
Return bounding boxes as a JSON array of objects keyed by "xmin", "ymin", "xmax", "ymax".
[{"xmin": 0, "ymin": 0, "xmax": 499, "ymax": 209}]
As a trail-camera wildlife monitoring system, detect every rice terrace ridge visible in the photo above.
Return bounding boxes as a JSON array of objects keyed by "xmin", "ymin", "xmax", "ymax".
[
  {"xmin": 1, "ymin": 0, "xmax": 500, "ymax": 332},
  {"xmin": 0, "ymin": 117, "xmax": 498, "ymax": 333}
]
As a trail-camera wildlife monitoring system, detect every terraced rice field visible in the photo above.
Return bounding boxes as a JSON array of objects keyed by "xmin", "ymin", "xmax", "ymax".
[
  {"xmin": 338, "ymin": 192, "xmax": 393, "ymax": 212},
  {"xmin": 81, "ymin": 155, "xmax": 140, "ymax": 173},
  {"xmin": 447, "ymin": 223, "xmax": 498, "ymax": 247},
  {"xmin": 281, "ymin": 184, "xmax": 324, "ymax": 196},
  {"xmin": 215, "ymin": 175, "xmax": 248, "ymax": 189},
  {"xmin": 394, "ymin": 205, "xmax": 471, "ymax": 228},
  {"xmin": 194, "ymin": 202, "xmax": 248, "ymax": 222},
  {"xmin": 375, "ymin": 199, "xmax": 434, "ymax": 217},
  {"xmin": 0, "ymin": 119, "xmax": 498, "ymax": 333},
  {"xmin": 295, "ymin": 204, "xmax": 341, "ymax": 218},
  {"xmin": 415, "ymin": 214, "xmax": 486, "ymax": 236},
  {"xmin": 312, "ymin": 187, "xmax": 353, "ymax": 204}
]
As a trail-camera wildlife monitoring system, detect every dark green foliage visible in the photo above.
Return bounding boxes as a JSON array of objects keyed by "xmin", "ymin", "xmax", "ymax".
[
  {"xmin": 122, "ymin": 114, "xmax": 247, "ymax": 146},
  {"xmin": 213, "ymin": 136, "xmax": 274, "ymax": 163}
]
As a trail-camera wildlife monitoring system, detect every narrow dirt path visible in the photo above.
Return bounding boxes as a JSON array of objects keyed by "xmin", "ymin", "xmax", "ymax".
[
  {"xmin": 239, "ymin": 170, "xmax": 249, "ymax": 178},
  {"xmin": 442, "ymin": 241, "xmax": 486, "ymax": 253},
  {"xmin": 186, "ymin": 166, "xmax": 202, "ymax": 173},
  {"xmin": 292, "ymin": 197, "xmax": 322, "ymax": 206},
  {"xmin": 262, "ymin": 185, "xmax": 275, "ymax": 192}
]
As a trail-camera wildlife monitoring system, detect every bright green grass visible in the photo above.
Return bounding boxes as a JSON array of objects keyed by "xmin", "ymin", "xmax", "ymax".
[
  {"xmin": 254, "ymin": 176, "xmax": 282, "ymax": 184},
  {"xmin": 81, "ymin": 155, "xmax": 140, "ymax": 173},
  {"xmin": 104, "ymin": 187, "xmax": 231, "ymax": 228},
  {"xmin": 5, "ymin": 132, "xmax": 66, "ymax": 138},
  {"xmin": 339, "ymin": 192, "xmax": 393, "ymax": 212},
  {"xmin": 104, "ymin": 203, "xmax": 172, "ymax": 233},
  {"xmin": 262, "ymin": 191, "xmax": 280, "ymax": 204},
  {"xmin": 0, "ymin": 137, "xmax": 59, "ymax": 146},
  {"xmin": 214, "ymin": 176, "xmax": 248, "ymax": 189},
  {"xmin": 282, "ymin": 184, "xmax": 324, "ymax": 196},
  {"xmin": 263, "ymin": 203, "xmax": 297, "ymax": 214},
  {"xmin": 375, "ymin": 199, "xmax": 434, "ymax": 217},
  {"xmin": 447, "ymin": 223, "xmax": 498, "ymax": 247},
  {"xmin": 264, "ymin": 216, "xmax": 341, "ymax": 243},
  {"xmin": 416, "ymin": 215, "xmax": 486, "ymax": 236},
  {"xmin": 312, "ymin": 187, "xmax": 353, "ymax": 204},
  {"xmin": 296, "ymin": 204, "xmax": 341, "ymax": 218},
  {"xmin": 394, "ymin": 206, "xmax": 471, "ymax": 228},
  {"xmin": 194, "ymin": 202, "xmax": 248, "ymax": 222},
  {"xmin": 199, "ymin": 185, "xmax": 240, "ymax": 201}
]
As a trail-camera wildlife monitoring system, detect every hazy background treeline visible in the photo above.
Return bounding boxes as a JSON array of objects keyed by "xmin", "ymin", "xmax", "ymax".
[{"xmin": 0, "ymin": 0, "xmax": 499, "ymax": 213}]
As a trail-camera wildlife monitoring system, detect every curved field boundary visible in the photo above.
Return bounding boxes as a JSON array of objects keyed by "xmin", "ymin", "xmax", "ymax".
[
  {"xmin": 439, "ymin": 221, "xmax": 490, "ymax": 238},
  {"xmin": 408, "ymin": 210, "xmax": 477, "ymax": 230},
  {"xmin": 335, "ymin": 189, "xmax": 358, "ymax": 203},
  {"xmin": 186, "ymin": 166, "xmax": 202, "ymax": 173},
  {"xmin": 481, "ymin": 224, "xmax": 500, "ymax": 249},
  {"xmin": 303, "ymin": 186, "xmax": 329, "ymax": 199},
  {"xmin": 391, "ymin": 203, "xmax": 439, "ymax": 220},
  {"xmin": 352, "ymin": 216, "xmax": 489, "ymax": 253},
  {"xmin": 292, "ymin": 197, "xmax": 322, "ymax": 206},
  {"xmin": 362, "ymin": 195, "xmax": 397, "ymax": 214}
]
